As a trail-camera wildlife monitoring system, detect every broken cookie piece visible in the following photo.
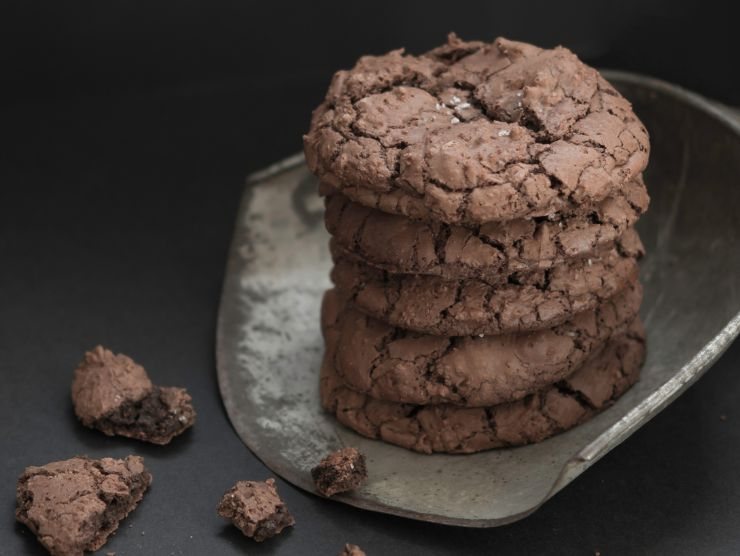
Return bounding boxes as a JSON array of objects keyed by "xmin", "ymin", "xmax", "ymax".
[
  {"xmin": 311, "ymin": 447, "xmax": 367, "ymax": 497},
  {"xmin": 217, "ymin": 479, "xmax": 295, "ymax": 542},
  {"xmin": 71, "ymin": 346, "xmax": 196, "ymax": 445},
  {"xmin": 339, "ymin": 544, "xmax": 367, "ymax": 556},
  {"xmin": 16, "ymin": 455, "xmax": 151, "ymax": 556}
]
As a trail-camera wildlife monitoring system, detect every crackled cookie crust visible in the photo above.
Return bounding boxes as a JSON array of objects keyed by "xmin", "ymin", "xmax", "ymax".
[
  {"xmin": 71, "ymin": 346, "xmax": 196, "ymax": 445},
  {"xmin": 305, "ymin": 34, "xmax": 649, "ymax": 225},
  {"xmin": 322, "ymin": 281, "xmax": 641, "ymax": 408},
  {"xmin": 320, "ymin": 319, "xmax": 645, "ymax": 454},
  {"xmin": 16, "ymin": 455, "xmax": 152, "ymax": 556},
  {"xmin": 217, "ymin": 479, "xmax": 295, "ymax": 542},
  {"xmin": 325, "ymin": 181, "xmax": 648, "ymax": 284},
  {"xmin": 332, "ymin": 239, "xmax": 640, "ymax": 336}
]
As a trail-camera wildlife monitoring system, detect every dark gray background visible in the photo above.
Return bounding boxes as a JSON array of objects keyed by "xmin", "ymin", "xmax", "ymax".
[{"xmin": 1, "ymin": 1, "xmax": 739, "ymax": 554}]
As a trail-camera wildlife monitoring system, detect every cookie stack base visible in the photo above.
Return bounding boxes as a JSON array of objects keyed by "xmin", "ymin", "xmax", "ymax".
[{"xmin": 321, "ymin": 318, "xmax": 645, "ymax": 455}]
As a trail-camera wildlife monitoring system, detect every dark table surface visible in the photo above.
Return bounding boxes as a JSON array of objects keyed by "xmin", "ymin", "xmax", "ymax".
[{"xmin": 2, "ymin": 77, "xmax": 740, "ymax": 556}]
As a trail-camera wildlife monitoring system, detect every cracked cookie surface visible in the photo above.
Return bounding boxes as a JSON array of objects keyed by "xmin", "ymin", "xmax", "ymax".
[
  {"xmin": 320, "ymin": 319, "xmax": 645, "ymax": 454},
  {"xmin": 305, "ymin": 34, "xmax": 649, "ymax": 225},
  {"xmin": 72, "ymin": 346, "xmax": 196, "ymax": 445},
  {"xmin": 311, "ymin": 447, "xmax": 368, "ymax": 497},
  {"xmin": 332, "ymin": 241, "xmax": 640, "ymax": 336},
  {"xmin": 322, "ymin": 282, "xmax": 641, "ymax": 408},
  {"xmin": 217, "ymin": 479, "xmax": 295, "ymax": 542},
  {"xmin": 15, "ymin": 455, "xmax": 152, "ymax": 556},
  {"xmin": 325, "ymin": 180, "xmax": 647, "ymax": 284}
]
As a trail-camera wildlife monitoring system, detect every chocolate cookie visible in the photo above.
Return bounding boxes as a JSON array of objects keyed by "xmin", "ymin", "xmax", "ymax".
[
  {"xmin": 323, "ymin": 282, "xmax": 641, "ymax": 407},
  {"xmin": 332, "ymin": 242, "xmax": 639, "ymax": 336},
  {"xmin": 217, "ymin": 479, "xmax": 295, "ymax": 542},
  {"xmin": 16, "ymin": 455, "xmax": 152, "ymax": 556},
  {"xmin": 305, "ymin": 35, "xmax": 649, "ymax": 225},
  {"xmin": 72, "ymin": 346, "xmax": 196, "ymax": 445},
  {"xmin": 311, "ymin": 447, "xmax": 368, "ymax": 497},
  {"xmin": 324, "ymin": 180, "xmax": 648, "ymax": 285},
  {"xmin": 320, "ymin": 320, "xmax": 646, "ymax": 454}
]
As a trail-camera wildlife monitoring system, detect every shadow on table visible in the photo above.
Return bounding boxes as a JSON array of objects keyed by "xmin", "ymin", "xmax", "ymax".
[{"xmin": 217, "ymin": 523, "xmax": 295, "ymax": 555}]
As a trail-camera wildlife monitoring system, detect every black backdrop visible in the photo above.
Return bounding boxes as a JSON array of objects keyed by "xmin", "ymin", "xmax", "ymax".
[
  {"xmin": 3, "ymin": 1, "xmax": 739, "ymax": 104},
  {"xmin": 1, "ymin": 2, "xmax": 739, "ymax": 555}
]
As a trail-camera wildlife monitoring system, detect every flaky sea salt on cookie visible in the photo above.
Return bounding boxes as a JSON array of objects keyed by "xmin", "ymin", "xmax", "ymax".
[{"xmin": 305, "ymin": 35, "xmax": 649, "ymax": 225}]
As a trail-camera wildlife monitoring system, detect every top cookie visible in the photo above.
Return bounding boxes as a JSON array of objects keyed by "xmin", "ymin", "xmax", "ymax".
[{"xmin": 304, "ymin": 34, "xmax": 649, "ymax": 225}]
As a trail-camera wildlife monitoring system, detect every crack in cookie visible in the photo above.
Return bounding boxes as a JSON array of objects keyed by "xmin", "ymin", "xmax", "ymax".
[
  {"xmin": 331, "ymin": 240, "xmax": 640, "ymax": 336},
  {"xmin": 325, "ymin": 181, "xmax": 648, "ymax": 284},
  {"xmin": 320, "ymin": 318, "xmax": 645, "ymax": 454},
  {"xmin": 322, "ymin": 282, "xmax": 641, "ymax": 408},
  {"xmin": 305, "ymin": 35, "xmax": 649, "ymax": 225}
]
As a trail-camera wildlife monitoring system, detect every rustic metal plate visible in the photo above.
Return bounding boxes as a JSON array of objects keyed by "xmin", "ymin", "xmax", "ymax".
[{"xmin": 216, "ymin": 71, "xmax": 740, "ymax": 527}]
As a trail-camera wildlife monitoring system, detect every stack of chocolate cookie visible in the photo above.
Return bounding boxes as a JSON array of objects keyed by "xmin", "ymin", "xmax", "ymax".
[{"xmin": 304, "ymin": 35, "xmax": 650, "ymax": 454}]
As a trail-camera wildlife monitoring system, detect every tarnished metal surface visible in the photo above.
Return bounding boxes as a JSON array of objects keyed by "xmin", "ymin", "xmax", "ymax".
[{"xmin": 216, "ymin": 72, "xmax": 740, "ymax": 527}]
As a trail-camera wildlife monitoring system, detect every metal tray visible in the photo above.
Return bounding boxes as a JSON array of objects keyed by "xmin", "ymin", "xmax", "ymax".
[{"xmin": 216, "ymin": 71, "xmax": 740, "ymax": 527}]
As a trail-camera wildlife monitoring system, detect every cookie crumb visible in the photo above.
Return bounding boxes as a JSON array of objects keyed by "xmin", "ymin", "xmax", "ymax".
[
  {"xmin": 312, "ymin": 447, "xmax": 367, "ymax": 497},
  {"xmin": 339, "ymin": 543, "xmax": 367, "ymax": 556},
  {"xmin": 497, "ymin": 129, "xmax": 511, "ymax": 137},
  {"xmin": 71, "ymin": 346, "xmax": 196, "ymax": 445},
  {"xmin": 217, "ymin": 479, "xmax": 294, "ymax": 542},
  {"xmin": 16, "ymin": 455, "xmax": 151, "ymax": 556}
]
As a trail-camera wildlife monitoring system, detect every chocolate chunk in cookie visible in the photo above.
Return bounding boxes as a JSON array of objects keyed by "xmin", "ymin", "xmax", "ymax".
[
  {"xmin": 324, "ymin": 179, "xmax": 648, "ymax": 284},
  {"xmin": 323, "ymin": 280, "xmax": 641, "ymax": 407},
  {"xmin": 311, "ymin": 447, "xmax": 368, "ymax": 497},
  {"xmin": 16, "ymin": 455, "xmax": 151, "ymax": 556},
  {"xmin": 332, "ymin": 239, "xmax": 640, "ymax": 336},
  {"xmin": 71, "ymin": 346, "xmax": 196, "ymax": 445},
  {"xmin": 217, "ymin": 479, "xmax": 295, "ymax": 542},
  {"xmin": 305, "ymin": 35, "xmax": 649, "ymax": 225},
  {"xmin": 321, "ymin": 319, "xmax": 646, "ymax": 454}
]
